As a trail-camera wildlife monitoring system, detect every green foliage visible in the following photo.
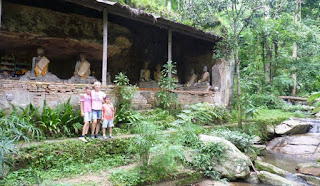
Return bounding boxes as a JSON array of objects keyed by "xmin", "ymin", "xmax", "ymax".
[
  {"xmin": 249, "ymin": 94, "xmax": 285, "ymax": 109},
  {"xmin": 211, "ymin": 129, "xmax": 256, "ymax": 153},
  {"xmin": 3, "ymin": 155, "xmax": 130, "ymax": 185},
  {"xmin": 114, "ymin": 72, "xmax": 140, "ymax": 126},
  {"xmin": 0, "ymin": 137, "xmax": 16, "ymax": 179},
  {"xmin": 110, "ymin": 167, "xmax": 143, "ymax": 186},
  {"xmin": 176, "ymin": 103, "xmax": 230, "ymax": 126},
  {"xmin": 128, "ymin": 122, "xmax": 163, "ymax": 167},
  {"xmin": 157, "ymin": 61, "xmax": 178, "ymax": 109},
  {"xmin": 37, "ymin": 99, "xmax": 83, "ymax": 137},
  {"xmin": 14, "ymin": 139, "xmax": 130, "ymax": 170},
  {"xmin": 192, "ymin": 142, "xmax": 225, "ymax": 180}
]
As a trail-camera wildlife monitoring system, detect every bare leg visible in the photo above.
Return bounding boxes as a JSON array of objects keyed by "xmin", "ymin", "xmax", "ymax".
[
  {"xmin": 84, "ymin": 122, "xmax": 90, "ymax": 135},
  {"xmin": 103, "ymin": 128, "xmax": 106, "ymax": 136},
  {"xmin": 82, "ymin": 121, "xmax": 90, "ymax": 136},
  {"xmin": 91, "ymin": 119, "xmax": 97, "ymax": 135},
  {"xmin": 95, "ymin": 119, "xmax": 101, "ymax": 135},
  {"xmin": 108, "ymin": 127, "xmax": 112, "ymax": 136}
]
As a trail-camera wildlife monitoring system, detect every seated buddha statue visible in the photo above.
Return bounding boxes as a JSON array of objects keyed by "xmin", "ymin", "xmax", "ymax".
[
  {"xmin": 140, "ymin": 62, "xmax": 151, "ymax": 82},
  {"xmin": 154, "ymin": 64, "xmax": 162, "ymax": 82},
  {"xmin": 74, "ymin": 53, "xmax": 91, "ymax": 79},
  {"xmin": 32, "ymin": 47, "xmax": 50, "ymax": 77}
]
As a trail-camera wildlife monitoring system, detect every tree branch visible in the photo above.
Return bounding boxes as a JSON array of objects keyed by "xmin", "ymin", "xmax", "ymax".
[{"xmin": 238, "ymin": 6, "xmax": 266, "ymax": 36}]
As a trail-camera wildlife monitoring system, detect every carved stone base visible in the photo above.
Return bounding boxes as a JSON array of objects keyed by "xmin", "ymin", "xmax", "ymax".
[
  {"xmin": 67, "ymin": 75, "xmax": 98, "ymax": 84},
  {"xmin": 138, "ymin": 80, "xmax": 159, "ymax": 88},
  {"xmin": 20, "ymin": 71, "xmax": 62, "ymax": 82},
  {"xmin": 184, "ymin": 82, "xmax": 211, "ymax": 91}
]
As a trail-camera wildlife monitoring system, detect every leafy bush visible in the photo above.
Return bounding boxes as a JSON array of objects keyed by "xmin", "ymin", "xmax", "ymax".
[
  {"xmin": 192, "ymin": 142, "xmax": 226, "ymax": 180},
  {"xmin": 3, "ymin": 155, "xmax": 130, "ymax": 185},
  {"xmin": 157, "ymin": 61, "xmax": 178, "ymax": 109},
  {"xmin": 37, "ymin": 100, "xmax": 83, "ymax": 137},
  {"xmin": 110, "ymin": 167, "xmax": 143, "ymax": 186},
  {"xmin": 14, "ymin": 139, "xmax": 131, "ymax": 170},
  {"xmin": 114, "ymin": 72, "xmax": 140, "ymax": 125},
  {"xmin": 250, "ymin": 94, "xmax": 285, "ymax": 109},
  {"xmin": 176, "ymin": 103, "xmax": 230, "ymax": 125},
  {"xmin": 211, "ymin": 129, "xmax": 256, "ymax": 153},
  {"xmin": 128, "ymin": 122, "xmax": 163, "ymax": 166}
]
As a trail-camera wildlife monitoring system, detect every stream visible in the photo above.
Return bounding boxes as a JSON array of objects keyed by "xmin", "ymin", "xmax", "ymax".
[{"xmin": 263, "ymin": 118, "xmax": 320, "ymax": 185}]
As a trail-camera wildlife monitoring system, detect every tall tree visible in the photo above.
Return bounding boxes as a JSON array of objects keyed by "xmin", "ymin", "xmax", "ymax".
[
  {"xmin": 217, "ymin": 0, "xmax": 265, "ymax": 127},
  {"xmin": 292, "ymin": 0, "xmax": 301, "ymax": 96}
]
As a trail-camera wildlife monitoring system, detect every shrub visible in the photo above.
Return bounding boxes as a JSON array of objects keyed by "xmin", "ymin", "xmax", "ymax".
[
  {"xmin": 176, "ymin": 103, "xmax": 230, "ymax": 125},
  {"xmin": 211, "ymin": 129, "xmax": 256, "ymax": 153},
  {"xmin": 157, "ymin": 61, "xmax": 178, "ymax": 109},
  {"xmin": 192, "ymin": 142, "xmax": 226, "ymax": 180},
  {"xmin": 114, "ymin": 72, "xmax": 140, "ymax": 125},
  {"xmin": 14, "ymin": 139, "xmax": 131, "ymax": 170},
  {"xmin": 250, "ymin": 94, "xmax": 285, "ymax": 109}
]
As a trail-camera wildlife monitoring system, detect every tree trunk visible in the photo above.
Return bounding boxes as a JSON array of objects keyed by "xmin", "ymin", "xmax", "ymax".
[
  {"xmin": 235, "ymin": 38, "xmax": 242, "ymax": 128},
  {"xmin": 292, "ymin": 0, "xmax": 301, "ymax": 96}
]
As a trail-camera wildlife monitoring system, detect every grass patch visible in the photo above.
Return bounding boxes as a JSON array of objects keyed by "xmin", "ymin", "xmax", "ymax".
[{"xmin": 2, "ymin": 155, "xmax": 131, "ymax": 185}]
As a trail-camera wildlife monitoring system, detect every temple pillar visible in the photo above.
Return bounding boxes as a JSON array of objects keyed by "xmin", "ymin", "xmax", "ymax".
[
  {"xmin": 102, "ymin": 8, "xmax": 108, "ymax": 85},
  {"xmin": 168, "ymin": 28, "xmax": 172, "ymax": 78}
]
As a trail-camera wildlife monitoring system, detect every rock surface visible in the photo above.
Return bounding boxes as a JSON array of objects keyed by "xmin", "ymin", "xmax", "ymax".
[
  {"xmin": 297, "ymin": 162, "xmax": 320, "ymax": 177},
  {"xmin": 255, "ymin": 160, "xmax": 288, "ymax": 176},
  {"xmin": 274, "ymin": 118, "xmax": 312, "ymax": 135},
  {"xmin": 296, "ymin": 173, "xmax": 320, "ymax": 186},
  {"xmin": 245, "ymin": 172, "xmax": 260, "ymax": 184},
  {"xmin": 267, "ymin": 133, "xmax": 320, "ymax": 160},
  {"xmin": 258, "ymin": 171, "xmax": 296, "ymax": 186},
  {"xmin": 199, "ymin": 135, "xmax": 251, "ymax": 180}
]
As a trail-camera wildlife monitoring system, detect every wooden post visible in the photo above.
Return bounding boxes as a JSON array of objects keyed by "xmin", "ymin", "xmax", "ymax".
[
  {"xmin": 168, "ymin": 28, "xmax": 172, "ymax": 78},
  {"xmin": 102, "ymin": 8, "xmax": 108, "ymax": 86},
  {"xmin": 0, "ymin": 0, "xmax": 2, "ymax": 30}
]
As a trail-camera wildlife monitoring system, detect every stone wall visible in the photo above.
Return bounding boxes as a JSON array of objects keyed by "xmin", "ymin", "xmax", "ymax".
[{"xmin": 0, "ymin": 80, "xmax": 221, "ymax": 112}]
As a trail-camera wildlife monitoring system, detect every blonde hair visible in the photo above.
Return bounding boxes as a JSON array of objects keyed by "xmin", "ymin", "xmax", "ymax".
[{"xmin": 93, "ymin": 82, "xmax": 101, "ymax": 87}]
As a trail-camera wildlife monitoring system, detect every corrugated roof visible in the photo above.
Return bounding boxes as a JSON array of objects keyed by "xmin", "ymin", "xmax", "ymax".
[{"xmin": 65, "ymin": 0, "xmax": 222, "ymax": 43}]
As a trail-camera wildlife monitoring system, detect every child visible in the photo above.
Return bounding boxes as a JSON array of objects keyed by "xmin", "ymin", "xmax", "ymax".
[
  {"xmin": 91, "ymin": 82, "xmax": 106, "ymax": 139},
  {"xmin": 79, "ymin": 87, "xmax": 92, "ymax": 142},
  {"xmin": 102, "ymin": 95, "xmax": 115, "ymax": 139}
]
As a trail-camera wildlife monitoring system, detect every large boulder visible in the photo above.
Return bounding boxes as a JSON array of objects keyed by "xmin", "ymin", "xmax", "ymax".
[
  {"xmin": 199, "ymin": 135, "xmax": 251, "ymax": 180},
  {"xmin": 267, "ymin": 133, "xmax": 320, "ymax": 160},
  {"xmin": 255, "ymin": 160, "xmax": 288, "ymax": 176},
  {"xmin": 275, "ymin": 118, "xmax": 312, "ymax": 135},
  {"xmin": 296, "ymin": 173, "xmax": 320, "ymax": 186},
  {"xmin": 297, "ymin": 162, "xmax": 320, "ymax": 177},
  {"xmin": 258, "ymin": 171, "xmax": 297, "ymax": 186}
]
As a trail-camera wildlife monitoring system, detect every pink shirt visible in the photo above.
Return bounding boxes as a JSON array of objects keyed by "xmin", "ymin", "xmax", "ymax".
[
  {"xmin": 80, "ymin": 94, "xmax": 92, "ymax": 113},
  {"xmin": 102, "ymin": 103, "xmax": 115, "ymax": 120},
  {"xmin": 91, "ymin": 90, "xmax": 106, "ymax": 110}
]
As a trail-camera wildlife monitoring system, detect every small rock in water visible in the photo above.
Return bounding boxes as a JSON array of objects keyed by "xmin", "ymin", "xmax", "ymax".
[
  {"xmin": 297, "ymin": 162, "xmax": 320, "ymax": 177},
  {"xmin": 258, "ymin": 171, "xmax": 297, "ymax": 186},
  {"xmin": 245, "ymin": 172, "xmax": 260, "ymax": 184},
  {"xmin": 255, "ymin": 160, "xmax": 288, "ymax": 176}
]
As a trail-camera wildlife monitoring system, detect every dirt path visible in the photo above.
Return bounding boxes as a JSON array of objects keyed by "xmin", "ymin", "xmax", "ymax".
[{"xmin": 52, "ymin": 164, "xmax": 136, "ymax": 186}]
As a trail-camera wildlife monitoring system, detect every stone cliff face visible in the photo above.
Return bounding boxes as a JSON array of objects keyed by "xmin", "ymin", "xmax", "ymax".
[
  {"xmin": 1, "ymin": 1, "xmax": 133, "ymax": 79},
  {"xmin": 1, "ymin": 1, "xmax": 220, "ymax": 84}
]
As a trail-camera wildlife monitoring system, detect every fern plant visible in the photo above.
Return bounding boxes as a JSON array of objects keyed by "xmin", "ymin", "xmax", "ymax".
[{"xmin": 157, "ymin": 61, "xmax": 178, "ymax": 109}]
